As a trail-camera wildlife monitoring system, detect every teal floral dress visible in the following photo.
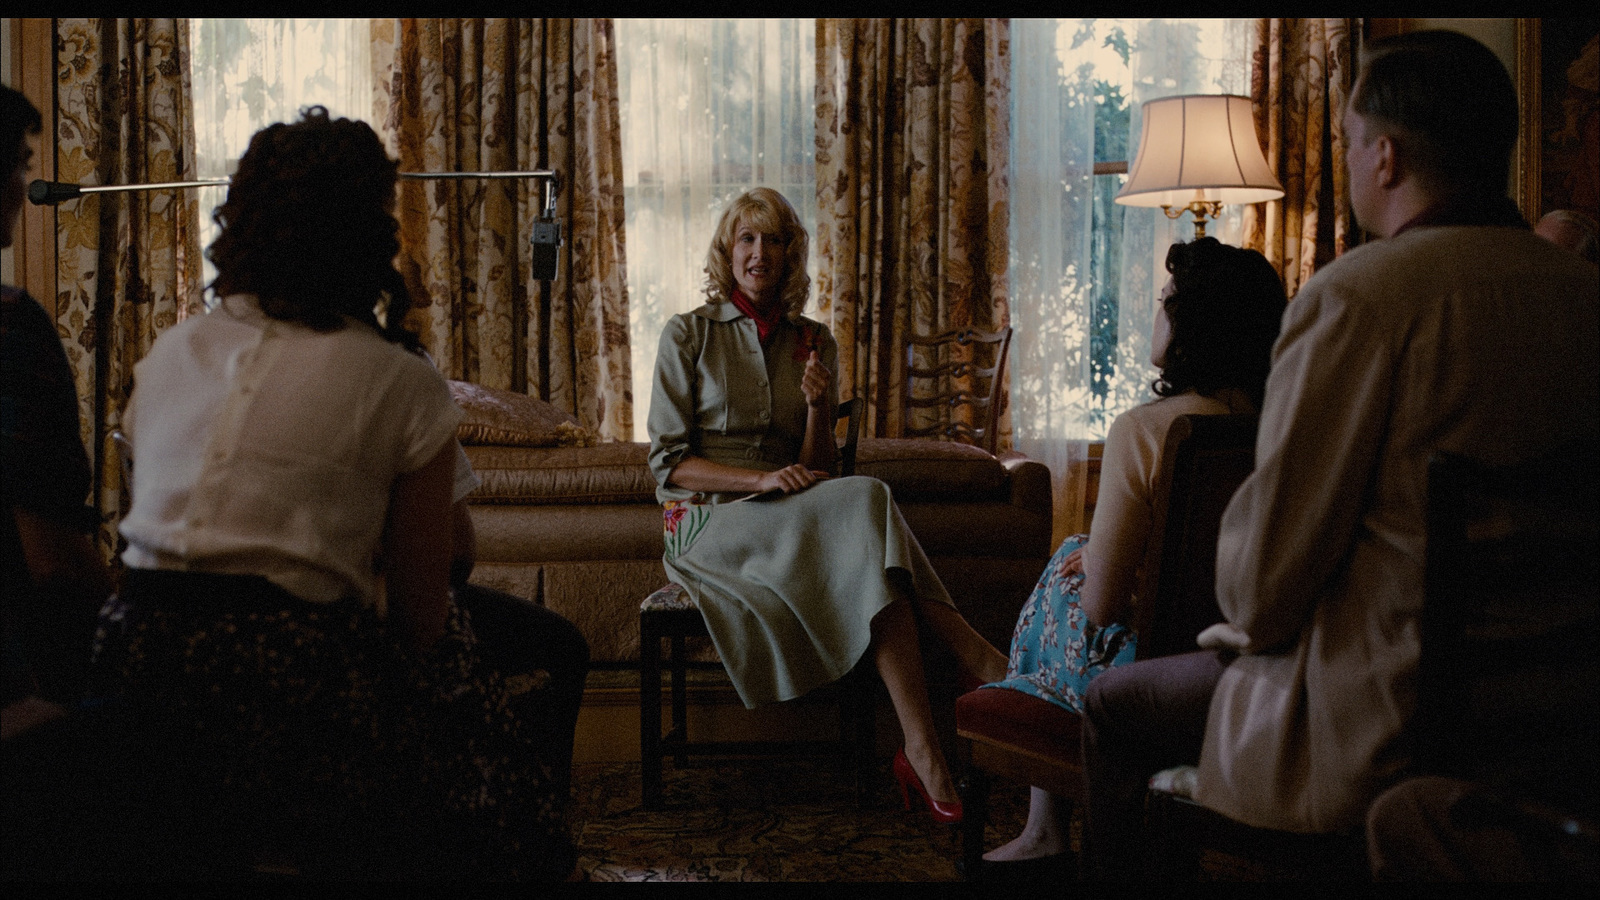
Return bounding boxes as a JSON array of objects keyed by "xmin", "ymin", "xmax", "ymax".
[{"xmin": 981, "ymin": 534, "xmax": 1138, "ymax": 713}]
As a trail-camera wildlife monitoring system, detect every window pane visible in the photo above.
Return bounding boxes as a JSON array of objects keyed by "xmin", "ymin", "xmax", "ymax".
[
  {"xmin": 1010, "ymin": 18, "xmax": 1251, "ymax": 443},
  {"xmin": 617, "ymin": 18, "xmax": 815, "ymax": 441},
  {"xmin": 190, "ymin": 19, "xmax": 372, "ymax": 295}
]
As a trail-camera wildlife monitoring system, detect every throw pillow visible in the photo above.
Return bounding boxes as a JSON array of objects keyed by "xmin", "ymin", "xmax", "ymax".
[{"xmin": 449, "ymin": 380, "xmax": 593, "ymax": 447}]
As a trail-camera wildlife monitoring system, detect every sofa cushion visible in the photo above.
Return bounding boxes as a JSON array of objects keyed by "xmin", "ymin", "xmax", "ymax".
[
  {"xmin": 463, "ymin": 442, "xmax": 659, "ymax": 504},
  {"xmin": 450, "ymin": 380, "xmax": 594, "ymax": 447},
  {"xmin": 855, "ymin": 438, "xmax": 1008, "ymax": 500},
  {"xmin": 470, "ymin": 503, "xmax": 663, "ymax": 559}
]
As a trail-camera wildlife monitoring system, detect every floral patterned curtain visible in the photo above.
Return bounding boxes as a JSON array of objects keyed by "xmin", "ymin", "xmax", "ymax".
[
  {"xmin": 814, "ymin": 18, "xmax": 1011, "ymax": 444},
  {"xmin": 54, "ymin": 18, "xmax": 204, "ymax": 555},
  {"xmin": 1243, "ymin": 18, "xmax": 1361, "ymax": 295},
  {"xmin": 374, "ymin": 18, "xmax": 632, "ymax": 442}
]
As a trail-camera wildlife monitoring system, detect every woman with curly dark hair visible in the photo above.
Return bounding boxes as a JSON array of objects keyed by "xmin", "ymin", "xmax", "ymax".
[
  {"xmin": 205, "ymin": 108, "xmax": 418, "ymax": 346},
  {"xmin": 1151, "ymin": 237, "xmax": 1286, "ymax": 411},
  {"xmin": 971, "ymin": 237, "xmax": 1286, "ymax": 878},
  {"xmin": 95, "ymin": 107, "xmax": 578, "ymax": 880}
]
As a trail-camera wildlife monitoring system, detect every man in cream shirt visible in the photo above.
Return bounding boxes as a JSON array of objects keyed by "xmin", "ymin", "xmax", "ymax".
[{"xmin": 1079, "ymin": 30, "xmax": 1599, "ymax": 877}]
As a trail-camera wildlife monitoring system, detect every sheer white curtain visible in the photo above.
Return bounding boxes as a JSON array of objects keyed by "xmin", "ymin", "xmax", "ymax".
[
  {"xmin": 616, "ymin": 18, "xmax": 816, "ymax": 440},
  {"xmin": 1009, "ymin": 20, "xmax": 1095, "ymax": 543},
  {"xmin": 189, "ymin": 18, "xmax": 375, "ymax": 296},
  {"xmin": 1009, "ymin": 18, "xmax": 1251, "ymax": 544}
]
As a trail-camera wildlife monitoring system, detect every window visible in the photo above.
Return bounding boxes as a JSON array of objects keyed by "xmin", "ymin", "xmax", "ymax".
[
  {"xmin": 1008, "ymin": 18, "xmax": 1251, "ymax": 538},
  {"xmin": 615, "ymin": 19, "xmax": 816, "ymax": 441},
  {"xmin": 184, "ymin": 18, "xmax": 1250, "ymax": 456},
  {"xmin": 189, "ymin": 18, "xmax": 374, "ymax": 294},
  {"xmin": 1010, "ymin": 18, "xmax": 1252, "ymax": 444}
]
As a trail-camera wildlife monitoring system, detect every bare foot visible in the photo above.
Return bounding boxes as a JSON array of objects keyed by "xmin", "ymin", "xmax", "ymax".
[
  {"xmin": 984, "ymin": 788, "xmax": 1071, "ymax": 861},
  {"xmin": 983, "ymin": 832, "xmax": 1067, "ymax": 863}
]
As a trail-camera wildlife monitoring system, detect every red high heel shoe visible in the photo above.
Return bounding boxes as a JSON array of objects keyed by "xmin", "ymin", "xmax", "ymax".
[{"xmin": 893, "ymin": 747, "xmax": 963, "ymax": 825}]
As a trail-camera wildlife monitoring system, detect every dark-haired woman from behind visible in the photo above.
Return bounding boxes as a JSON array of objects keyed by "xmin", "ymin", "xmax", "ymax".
[
  {"xmin": 972, "ymin": 237, "xmax": 1287, "ymax": 878},
  {"xmin": 93, "ymin": 107, "xmax": 578, "ymax": 880}
]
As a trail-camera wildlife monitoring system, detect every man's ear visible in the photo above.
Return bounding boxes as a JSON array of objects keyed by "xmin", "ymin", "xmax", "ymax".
[{"xmin": 1374, "ymin": 134, "xmax": 1401, "ymax": 189}]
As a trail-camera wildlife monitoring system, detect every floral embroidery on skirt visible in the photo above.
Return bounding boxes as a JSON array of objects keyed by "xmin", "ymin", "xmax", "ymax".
[{"xmin": 662, "ymin": 498, "xmax": 711, "ymax": 562}]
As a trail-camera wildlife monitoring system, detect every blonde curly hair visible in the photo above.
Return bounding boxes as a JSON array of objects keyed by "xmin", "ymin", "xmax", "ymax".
[{"xmin": 702, "ymin": 187, "xmax": 811, "ymax": 321}]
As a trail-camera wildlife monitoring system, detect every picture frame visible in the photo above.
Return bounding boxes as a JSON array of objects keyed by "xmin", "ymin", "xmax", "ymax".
[{"xmin": 1516, "ymin": 17, "xmax": 1600, "ymax": 226}]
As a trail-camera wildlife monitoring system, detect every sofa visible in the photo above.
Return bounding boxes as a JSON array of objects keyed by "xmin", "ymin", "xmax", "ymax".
[{"xmin": 450, "ymin": 382, "xmax": 1054, "ymax": 666}]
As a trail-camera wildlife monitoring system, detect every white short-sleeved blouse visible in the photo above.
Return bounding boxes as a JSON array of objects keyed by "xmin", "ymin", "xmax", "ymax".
[{"xmin": 119, "ymin": 295, "xmax": 462, "ymax": 606}]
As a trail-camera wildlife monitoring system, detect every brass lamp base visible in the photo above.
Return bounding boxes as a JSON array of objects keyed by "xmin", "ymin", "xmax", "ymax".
[{"xmin": 1161, "ymin": 200, "xmax": 1225, "ymax": 239}]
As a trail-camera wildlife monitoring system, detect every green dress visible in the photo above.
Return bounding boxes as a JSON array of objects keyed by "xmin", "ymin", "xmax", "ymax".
[{"xmin": 648, "ymin": 302, "xmax": 953, "ymax": 708}]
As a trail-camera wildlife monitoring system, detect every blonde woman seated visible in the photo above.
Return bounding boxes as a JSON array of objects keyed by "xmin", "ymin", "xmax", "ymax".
[
  {"xmin": 648, "ymin": 187, "xmax": 1008, "ymax": 824},
  {"xmin": 976, "ymin": 238, "xmax": 1286, "ymax": 877}
]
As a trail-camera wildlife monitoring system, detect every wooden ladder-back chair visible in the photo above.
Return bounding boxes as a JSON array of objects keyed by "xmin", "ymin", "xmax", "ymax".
[
  {"xmin": 904, "ymin": 326, "xmax": 1012, "ymax": 455},
  {"xmin": 1387, "ymin": 445, "xmax": 1600, "ymax": 874},
  {"xmin": 638, "ymin": 398, "xmax": 873, "ymax": 810},
  {"xmin": 956, "ymin": 413, "xmax": 1257, "ymax": 878},
  {"xmin": 1146, "ymin": 444, "xmax": 1600, "ymax": 881},
  {"xmin": 1417, "ymin": 446, "xmax": 1600, "ymax": 800}
]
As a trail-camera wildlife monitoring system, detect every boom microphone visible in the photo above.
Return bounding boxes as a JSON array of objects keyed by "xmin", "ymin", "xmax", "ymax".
[
  {"xmin": 28, "ymin": 177, "xmax": 230, "ymax": 205},
  {"xmin": 28, "ymin": 180, "xmax": 81, "ymax": 205},
  {"xmin": 529, "ymin": 170, "xmax": 564, "ymax": 283},
  {"xmin": 29, "ymin": 170, "xmax": 567, "ymax": 284}
]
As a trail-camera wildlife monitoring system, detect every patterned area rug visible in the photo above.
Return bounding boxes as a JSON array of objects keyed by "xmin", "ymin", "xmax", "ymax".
[{"xmin": 569, "ymin": 756, "xmax": 1030, "ymax": 882}]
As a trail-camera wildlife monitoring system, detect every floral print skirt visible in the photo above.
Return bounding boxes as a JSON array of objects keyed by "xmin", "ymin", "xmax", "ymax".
[
  {"xmin": 90, "ymin": 568, "xmax": 575, "ymax": 880},
  {"xmin": 981, "ymin": 534, "xmax": 1138, "ymax": 714}
]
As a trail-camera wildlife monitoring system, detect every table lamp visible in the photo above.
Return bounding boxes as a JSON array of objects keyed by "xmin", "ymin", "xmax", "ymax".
[{"xmin": 1115, "ymin": 94, "xmax": 1283, "ymax": 239}]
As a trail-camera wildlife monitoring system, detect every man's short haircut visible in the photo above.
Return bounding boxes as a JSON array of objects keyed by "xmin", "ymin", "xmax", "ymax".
[{"xmin": 1351, "ymin": 30, "xmax": 1519, "ymax": 196}]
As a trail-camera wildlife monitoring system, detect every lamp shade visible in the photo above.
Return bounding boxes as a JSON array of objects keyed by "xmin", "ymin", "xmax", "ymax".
[{"xmin": 1115, "ymin": 94, "xmax": 1283, "ymax": 208}]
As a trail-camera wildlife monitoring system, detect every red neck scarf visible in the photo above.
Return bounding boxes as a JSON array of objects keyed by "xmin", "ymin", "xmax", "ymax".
[{"xmin": 730, "ymin": 289, "xmax": 783, "ymax": 347}]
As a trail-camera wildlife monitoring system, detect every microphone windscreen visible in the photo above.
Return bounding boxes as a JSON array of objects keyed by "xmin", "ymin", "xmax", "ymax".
[{"xmin": 27, "ymin": 180, "xmax": 82, "ymax": 206}]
